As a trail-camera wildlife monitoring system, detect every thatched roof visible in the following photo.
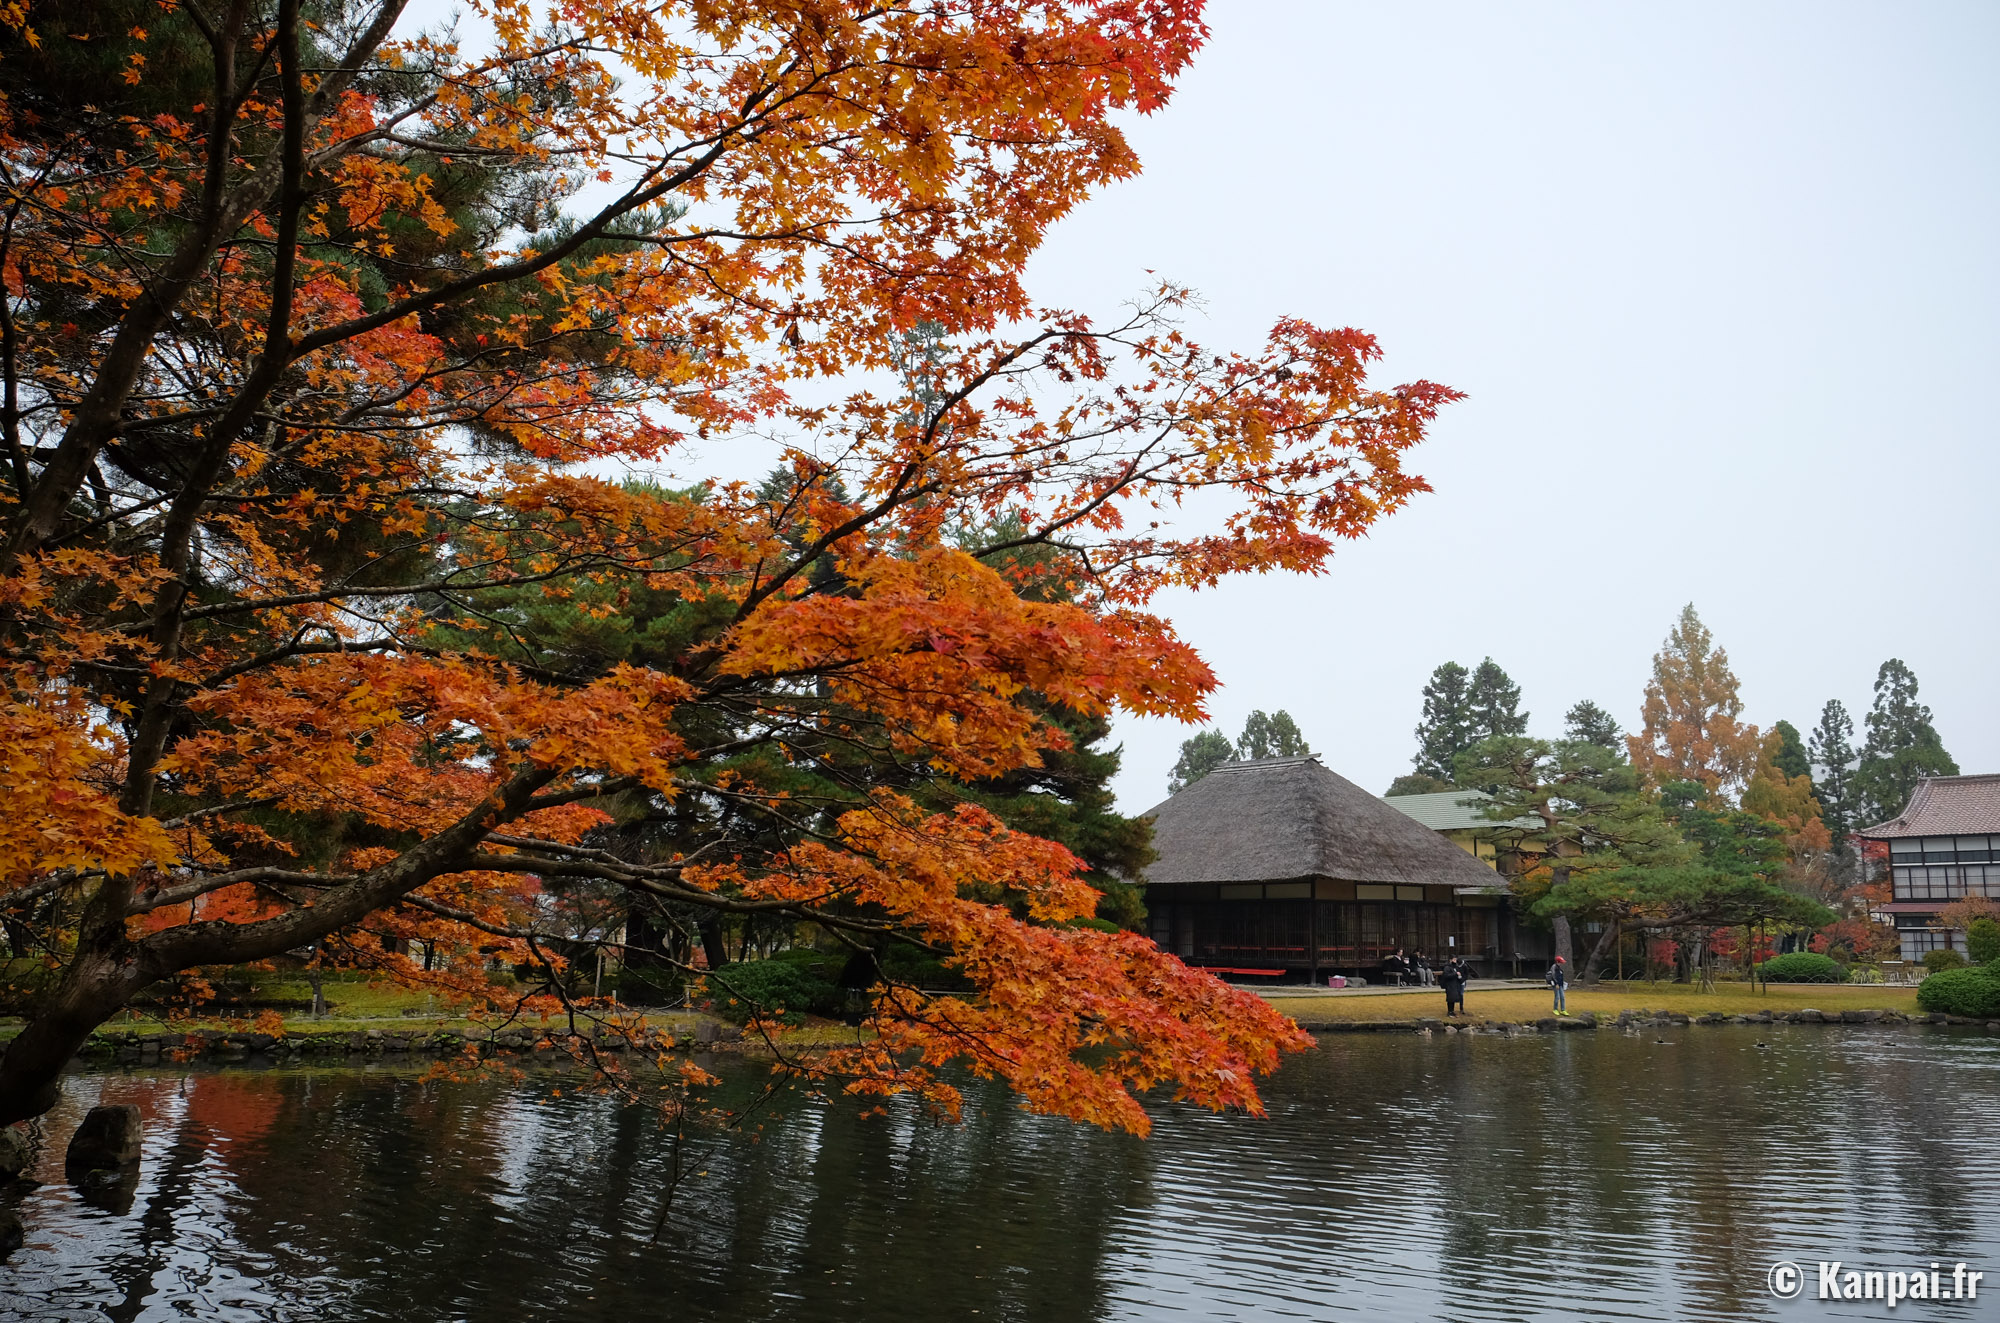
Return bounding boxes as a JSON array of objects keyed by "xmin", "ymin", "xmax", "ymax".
[{"xmin": 1141, "ymin": 756, "xmax": 1506, "ymax": 889}]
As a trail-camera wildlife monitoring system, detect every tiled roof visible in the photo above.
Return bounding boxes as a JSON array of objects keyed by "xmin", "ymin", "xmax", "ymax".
[
  {"xmin": 1383, "ymin": 789, "xmax": 1536, "ymax": 832},
  {"xmin": 1857, "ymin": 774, "xmax": 2000, "ymax": 838}
]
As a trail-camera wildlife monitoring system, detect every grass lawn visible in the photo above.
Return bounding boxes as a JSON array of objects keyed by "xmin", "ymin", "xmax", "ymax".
[{"xmin": 1267, "ymin": 981, "xmax": 1923, "ymax": 1024}]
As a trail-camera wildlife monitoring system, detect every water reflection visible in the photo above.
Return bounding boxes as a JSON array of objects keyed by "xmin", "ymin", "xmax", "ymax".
[{"xmin": 1, "ymin": 1027, "xmax": 1995, "ymax": 1322}]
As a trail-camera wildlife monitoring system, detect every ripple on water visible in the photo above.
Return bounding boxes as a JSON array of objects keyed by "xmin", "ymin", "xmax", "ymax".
[{"xmin": 0, "ymin": 1026, "xmax": 1994, "ymax": 1322}]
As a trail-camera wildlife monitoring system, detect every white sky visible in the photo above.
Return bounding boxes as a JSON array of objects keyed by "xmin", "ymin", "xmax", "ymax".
[
  {"xmin": 414, "ymin": 1, "xmax": 1995, "ymax": 811},
  {"xmin": 1005, "ymin": 0, "xmax": 2000, "ymax": 811}
]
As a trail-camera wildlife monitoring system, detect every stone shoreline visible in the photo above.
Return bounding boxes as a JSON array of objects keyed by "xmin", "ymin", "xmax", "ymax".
[
  {"xmin": 1298, "ymin": 1008, "xmax": 2000, "ymax": 1035},
  {"xmin": 60, "ymin": 1008, "xmax": 2000, "ymax": 1065}
]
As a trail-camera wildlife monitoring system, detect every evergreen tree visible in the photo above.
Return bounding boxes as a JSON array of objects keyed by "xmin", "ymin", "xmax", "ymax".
[
  {"xmin": 1465, "ymin": 658, "xmax": 1528, "ymax": 742},
  {"xmin": 1853, "ymin": 659, "xmax": 1959, "ymax": 825},
  {"xmin": 1769, "ymin": 720, "xmax": 1811, "ymax": 780},
  {"xmin": 1169, "ymin": 729, "xmax": 1235, "ymax": 794},
  {"xmin": 1453, "ymin": 735, "xmax": 1684, "ymax": 983},
  {"xmin": 1385, "ymin": 773, "xmax": 1456, "ymax": 797},
  {"xmin": 965, "ymin": 706, "xmax": 1153, "ymax": 929},
  {"xmin": 1411, "ymin": 661, "xmax": 1473, "ymax": 782},
  {"xmin": 1807, "ymin": 699, "xmax": 1859, "ymax": 854},
  {"xmin": 1563, "ymin": 700, "xmax": 1622, "ymax": 750},
  {"xmin": 1237, "ymin": 709, "xmax": 1312, "ymax": 761}
]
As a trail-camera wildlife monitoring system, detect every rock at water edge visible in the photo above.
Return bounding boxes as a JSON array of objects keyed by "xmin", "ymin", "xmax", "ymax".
[{"xmin": 65, "ymin": 1104, "xmax": 143, "ymax": 1173}]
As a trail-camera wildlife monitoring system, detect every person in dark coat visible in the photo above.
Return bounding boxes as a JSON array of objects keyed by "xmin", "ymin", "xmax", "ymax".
[
  {"xmin": 1438, "ymin": 957, "xmax": 1469, "ymax": 1017},
  {"xmin": 1383, "ymin": 948, "xmax": 1407, "ymax": 987},
  {"xmin": 1547, "ymin": 954, "xmax": 1569, "ymax": 1015}
]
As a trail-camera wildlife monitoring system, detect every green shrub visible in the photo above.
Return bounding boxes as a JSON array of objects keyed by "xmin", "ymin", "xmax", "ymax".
[
  {"xmin": 704, "ymin": 958, "xmax": 839, "ymax": 1023},
  {"xmin": 1923, "ymin": 948, "xmax": 1967, "ymax": 974},
  {"xmin": 1966, "ymin": 917, "xmax": 2000, "ymax": 966},
  {"xmin": 1916, "ymin": 966, "xmax": 2000, "ymax": 1019},
  {"xmin": 1847, "ymin": 965, "xmax": 1883, "ymax": 984},
  {"xmin": 1757, "ymin": 952, "xmax": 1845, "ymax": 984},
  {"xmin": 880, "ymin": 943, "xmax": 975, "ymax": 994}
]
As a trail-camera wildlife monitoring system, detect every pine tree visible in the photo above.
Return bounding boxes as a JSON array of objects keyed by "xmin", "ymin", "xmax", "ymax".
[
  {"xmin": 1411, "ymin": 662, "xmax": 1473, "ymax": 782},
  {"xmin": 1563, "ymin": 700, "xmax": 1622, "ymax": 750},
  {"xmin": 1385, "ymin": 773, "xmax": 1456, "ymax": 797},
  {"xmin": 1169, "ymin": 730, "xmax": 1236, "ymax": 794},
  {"xmin": 1628, "ymin": 604, "xmax": 1762, "ymax": 803},
  {"xmin": 1465, "ymin": 658, "xmax": 1528, "ymax": 742},
  {"xmin": 1237, "ymin": 709, "xmax": 1312, "ymax": 761},
  {"xmin": 1853, "ymin": 660, "xmax": 1959, "ymax": 825},
  {"xmin": 1807, "ymin": 699, "xmax": 1859, "ymax": 853},
  {"xmin": 1769, "ymin": 720, "xmax": 1811, "ymax": 780}
]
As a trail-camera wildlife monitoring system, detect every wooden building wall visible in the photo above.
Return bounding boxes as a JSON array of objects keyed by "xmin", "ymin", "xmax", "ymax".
[{"xmin": 1145, "ymin": 878, "xmax": 1549, "ymax": 977}]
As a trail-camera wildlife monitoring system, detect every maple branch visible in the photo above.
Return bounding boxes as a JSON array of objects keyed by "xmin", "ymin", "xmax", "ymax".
[
  {"xmin": 156, "ymin": 795, "xmax": 285, "ymax": 831},
  {"xmin": 4, "ymin": 0, "xmax": 410, "ymax": 562},
  {"xmin": 139, "ymin": 761, "xmax": 560, "ymax": 970}
]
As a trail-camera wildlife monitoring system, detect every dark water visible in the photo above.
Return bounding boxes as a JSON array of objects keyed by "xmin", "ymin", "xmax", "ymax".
[{"xmin": 3, "ymin": 1025, "xmax": 1997, "ymax": 1322}]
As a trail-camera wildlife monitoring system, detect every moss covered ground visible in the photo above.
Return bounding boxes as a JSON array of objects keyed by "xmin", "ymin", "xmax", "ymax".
[{"xmin": 1264, "ymin": 980, "xmax": 1922, "ymax": 1024}]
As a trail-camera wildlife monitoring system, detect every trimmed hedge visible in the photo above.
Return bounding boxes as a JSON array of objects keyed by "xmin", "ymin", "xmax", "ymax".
[
  {"xmin": 1923, "ymin": 949, "xmax": 1968, "ymax": 973},
  {"xmin": 1757, "ymin": 952, "xmax": 1846, "ymax": 984},
  {"xmin": 1916, "ymin": 966, "xmax": 2000, "ymax": 1019},
  {"xmin": 1967, "ymin": 917, "xmax": 2000, "ymax": 966},
  {"xmin": 704, "ymin": 957, "xmax": 841, "ymax": 1023}
]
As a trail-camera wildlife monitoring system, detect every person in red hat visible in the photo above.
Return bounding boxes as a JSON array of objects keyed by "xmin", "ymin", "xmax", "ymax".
[{"xmin": 1546, "ymin": 955, "xmax": 1569, "ymax": 1015}]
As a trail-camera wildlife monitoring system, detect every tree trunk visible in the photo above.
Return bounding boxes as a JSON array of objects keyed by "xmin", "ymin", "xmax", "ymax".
[
  {"xmin": 698, "ymin": 918, "xmax": 728, "ymax": 971},
  {"xmin": 1552, "ymin": 914, "xmax": 1573, "ymax": 970},
  {"xmin": 1580, "ymin": 921, "xmax": 1622, "ymax": 985},
  {"xmin": 0, "ymin": 932, "xmax": 150, "ymax": 1125}
]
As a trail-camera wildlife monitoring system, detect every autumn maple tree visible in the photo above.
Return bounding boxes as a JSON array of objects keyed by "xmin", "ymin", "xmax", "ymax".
[{"xmin": 0, "ymin": 0, "xmax": 1459, "ymax": 1130}]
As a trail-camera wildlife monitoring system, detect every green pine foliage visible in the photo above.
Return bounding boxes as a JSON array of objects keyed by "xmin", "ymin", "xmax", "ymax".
[
  {"xmin": 1384, "ymin": 773, "xmax": 1456, "ymax": 796},
  {"xmin": 1465, "ymin": 658, "xmax": 1529, "ymax": 742},
  {"xmin": 1169, "ymin": 729, "xmax": 1235, "ymax": 793},
  {"xmin": 1562, "ymin": 700, "xmax": 1623, "ymax": 751},
  {"xmin": 1853, "ymin": 660, "xmax": 1959, "ymax": 825},
  {"xmin": 1807, "ymin": 700, "xmax": 1859, "ymax": 853},
  {"xmin": 1236, "ymin": 710, "xmax": 1312, "ymax": 761},
  {"xmin": 1769, "ymin": 720, "xmax": 1811, "ymax": 781},
  {"xmin": 1411, "ymin": 662, "xmax": 1473, "ymax": 782}
]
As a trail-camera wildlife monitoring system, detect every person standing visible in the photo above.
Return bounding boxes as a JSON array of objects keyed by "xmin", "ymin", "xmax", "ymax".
[
  {"xmin": 1547, "ymin": 954, "xmax": 1569, "ymax": 1015},
  {"xmin": 1438, "ymin": 957, "xmax": 1469, "ymax": 1017}
]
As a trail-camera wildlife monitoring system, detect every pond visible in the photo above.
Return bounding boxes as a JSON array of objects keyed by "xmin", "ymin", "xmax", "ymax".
[{"xmin": 3, "ymin": 1025, "xmax": 1996, "ymax": 1322}]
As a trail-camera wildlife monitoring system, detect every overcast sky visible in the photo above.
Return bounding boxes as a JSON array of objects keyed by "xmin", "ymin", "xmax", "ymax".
[{"xmin": 1007, "ymin": 1, "xmax": 1999, "ymax": 811}]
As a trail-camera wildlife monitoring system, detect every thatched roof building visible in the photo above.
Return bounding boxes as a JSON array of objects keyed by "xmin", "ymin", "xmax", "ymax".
[
  {"xmin": 1144, "ymin": 757, "xmax": 1502, "ymax": 890},
  {"xmin": 1141, "ymin": 756, "xmax": 1542, "ymax": 981}
]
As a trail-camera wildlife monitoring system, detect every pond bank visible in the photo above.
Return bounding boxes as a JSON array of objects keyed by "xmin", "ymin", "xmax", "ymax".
[
  {"xmin": 1296, "ymin": 1007, "xmax": 2000, "ymax": 1034},
  {"xmin": 60, "ymin": 1004, "xmax": 1999, "ymax": 1067}
]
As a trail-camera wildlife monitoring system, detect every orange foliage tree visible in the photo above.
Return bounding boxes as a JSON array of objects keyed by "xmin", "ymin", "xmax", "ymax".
[
  {"xmin": 1628, "ymin": 604, "xmax": 1763, "ymax": 803},
  {"xmin": 0, "ymin": 0, "xmax": 1458, "ymax": 1128},
  {"xmin": 1742, "ymin": 730, "xmax": 1832, "ymax": 858}
]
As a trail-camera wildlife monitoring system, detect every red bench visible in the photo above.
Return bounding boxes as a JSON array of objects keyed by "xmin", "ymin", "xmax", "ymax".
[{"xmin": 1200, "ymin": 966, "xmax": 1286, "ymax": 977}]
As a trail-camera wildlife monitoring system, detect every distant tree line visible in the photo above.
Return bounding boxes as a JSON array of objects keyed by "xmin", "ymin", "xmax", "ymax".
[
  {"xmin": 1377, "ymin": 604, "xmax": 1963, "ymax": 981},
  {"xmin": 1169, "ymin": 710, "xmax": 1313, "ymax": 793}
]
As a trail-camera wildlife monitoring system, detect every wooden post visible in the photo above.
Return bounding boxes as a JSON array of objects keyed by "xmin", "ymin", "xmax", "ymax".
[{"xmin": 1307, "ymin": 895, "xmax": 1319, "ymax": 986}]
